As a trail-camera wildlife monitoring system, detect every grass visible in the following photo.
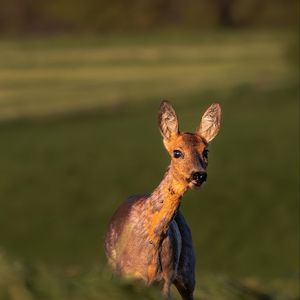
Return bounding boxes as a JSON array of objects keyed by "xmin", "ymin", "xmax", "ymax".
[
  {"xmin": 0, "ymin": 31, "xmax": 299, "ymax": 299},
  {"xmin": 0, "ymin": 251, "xmax": 299, "ymax": 300}
]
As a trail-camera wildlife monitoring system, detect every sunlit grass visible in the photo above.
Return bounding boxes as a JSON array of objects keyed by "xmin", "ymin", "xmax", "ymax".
[{"xmin": 0, "ymin": 31, "xmax": 294, "ymax": 120}]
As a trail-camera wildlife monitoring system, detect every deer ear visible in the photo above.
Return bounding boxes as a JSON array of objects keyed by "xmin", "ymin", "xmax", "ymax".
[
  {"xmin": 196, "ymin": 103, "xmax": 221, "ymax": 142},
  {"xmin": 158, "ymin": 100, "xmax": 179, "ymax": 140}
]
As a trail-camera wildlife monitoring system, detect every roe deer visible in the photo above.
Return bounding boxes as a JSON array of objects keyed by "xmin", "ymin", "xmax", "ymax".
[{"xmin": 105, "ymin": 101, "xmax": 221, "ymax": 300}]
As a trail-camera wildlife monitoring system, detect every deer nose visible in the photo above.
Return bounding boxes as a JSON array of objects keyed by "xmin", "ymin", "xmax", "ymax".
[{"xmin": 191, "ymin": 171, "xmax": 207, "ymax": 184}]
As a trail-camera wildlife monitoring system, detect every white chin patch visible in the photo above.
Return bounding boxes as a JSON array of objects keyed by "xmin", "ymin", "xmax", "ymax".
[{"xmin": 189, "ymin": 182, "xmax": 202, "ymax": 190}]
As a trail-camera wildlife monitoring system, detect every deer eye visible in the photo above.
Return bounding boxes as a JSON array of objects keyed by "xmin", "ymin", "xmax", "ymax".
[
  {"xmin": 173, "ymin": 149, "xmax": 183, "ymax": 158},
  {"xmin": 203, "ymin": 149, "xmax": 209, "ymax": 159}
]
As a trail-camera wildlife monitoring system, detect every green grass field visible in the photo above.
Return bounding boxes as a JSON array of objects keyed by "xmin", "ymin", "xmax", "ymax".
[{"xmin": 0, "ymin": 31, "xmax": 299, "ymax": 299}]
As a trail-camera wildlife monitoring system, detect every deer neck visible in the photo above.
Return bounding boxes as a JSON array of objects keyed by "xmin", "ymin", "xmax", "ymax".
[{"xmin": 146, "ymin": 163, "xmax": 188, "ymax": 245}]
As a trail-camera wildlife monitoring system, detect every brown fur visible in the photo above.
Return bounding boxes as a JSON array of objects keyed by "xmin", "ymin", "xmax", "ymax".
[{"xmin": 105, "ymin": 101, "xmax": 221, "ymax": 299}]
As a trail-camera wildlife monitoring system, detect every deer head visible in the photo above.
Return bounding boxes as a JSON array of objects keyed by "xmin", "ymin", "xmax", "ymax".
[{"xmin": 158, "ymin": 101, "xmax": 221, "ymax": 189}]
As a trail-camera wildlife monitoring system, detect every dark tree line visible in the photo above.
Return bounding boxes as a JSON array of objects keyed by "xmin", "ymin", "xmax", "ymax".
[{"xmin": 0, "ymin": 0, "xmax": 298, "ymax": 34}]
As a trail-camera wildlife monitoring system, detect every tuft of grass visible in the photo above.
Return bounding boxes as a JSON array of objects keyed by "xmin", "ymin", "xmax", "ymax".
[{"xmin": 0, "ymin": 251, "xmax": 299, "ymax": 300}]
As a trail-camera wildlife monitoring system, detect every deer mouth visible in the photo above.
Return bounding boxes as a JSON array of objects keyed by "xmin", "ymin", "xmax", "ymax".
[
  {"xmin": 190, "ymin": 180, "xmax": 203, "ymax": 189},
  {"xmin": 192, "ymin": 180, "xmax": 202, "ymax": 186}
]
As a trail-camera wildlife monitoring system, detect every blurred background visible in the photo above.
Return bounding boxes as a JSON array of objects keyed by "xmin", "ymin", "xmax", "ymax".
[{"xmin": 0, "ymin": 0, "xmax": 299, "ymax": 299}]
